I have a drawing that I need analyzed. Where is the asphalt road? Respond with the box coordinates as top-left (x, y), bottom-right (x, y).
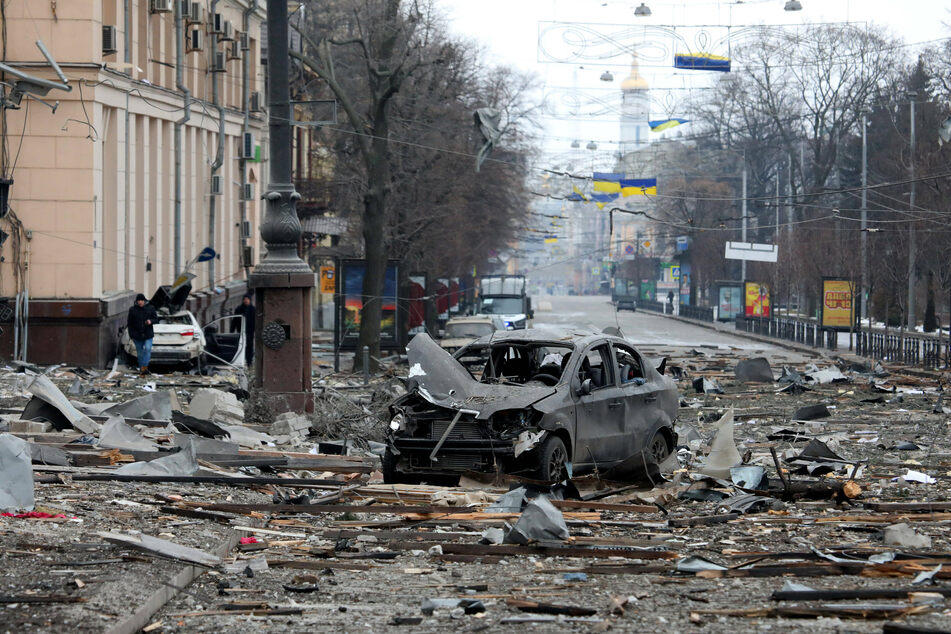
top-left (533, 294), bottom-right (815, 364)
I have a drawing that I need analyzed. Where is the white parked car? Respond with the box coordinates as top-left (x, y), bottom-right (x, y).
top-left (120, 285), bottom-right (246, 368)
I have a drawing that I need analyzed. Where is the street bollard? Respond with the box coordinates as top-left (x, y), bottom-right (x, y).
top-left (362, 346), bottom-right (369, 386)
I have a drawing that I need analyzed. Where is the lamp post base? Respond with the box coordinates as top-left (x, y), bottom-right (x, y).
top-left (249, 271), bottom-right (315, 416)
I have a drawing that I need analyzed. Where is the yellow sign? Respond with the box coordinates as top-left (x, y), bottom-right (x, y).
top-left (320, 266), bottom-right (336, 294)
top-left (642, 240), bottom-right (651, 248)
top-left (821, 279), bottom-right (854, 329)
top-left (744, 282), bottom-right (770, 317)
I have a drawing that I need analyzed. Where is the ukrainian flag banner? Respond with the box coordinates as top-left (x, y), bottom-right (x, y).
top-left (674, 53), bottom-right (730, 72)
top-left (620, 178), bottom-right (657, 196)
top-left (649, 118), bottom-right (689, 132)
top-left (544, 235), bottom-right (558, 244)
top-left (567, 185), bottom-right (588, 202)
top-left (591, 193), bottom-right (619, 210)
top-left (593, 172), bottom-right (624, 193)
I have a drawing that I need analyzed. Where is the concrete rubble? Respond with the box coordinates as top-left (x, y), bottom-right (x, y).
top-left (1, 338), bottom-right (951, 632)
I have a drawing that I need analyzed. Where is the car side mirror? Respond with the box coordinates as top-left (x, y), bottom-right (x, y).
top-left (576, 378), bottom-right (592, 397)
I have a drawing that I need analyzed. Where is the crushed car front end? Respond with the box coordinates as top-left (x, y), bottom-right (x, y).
top-left (386, 399), bottom-right (552, 479)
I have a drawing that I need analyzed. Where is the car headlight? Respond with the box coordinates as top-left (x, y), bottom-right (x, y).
top-left (389, 413), bottom-right (405, 431)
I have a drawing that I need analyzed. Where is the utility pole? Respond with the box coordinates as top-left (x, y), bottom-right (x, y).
top-left (861, 111), bottom-right (868, 324)
top-left (249, 0), bottom-right (316, 414)
top-left (774, 164), bottom-right (780, 240)
top-left (740, 161), bottom-right (748, 283)
top-left (906, 93), bottom-right (917, 331)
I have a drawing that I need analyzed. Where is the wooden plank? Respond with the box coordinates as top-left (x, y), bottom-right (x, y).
top-left (267, 559), bottom-right (375, 571)
top-left (385, 541), bottom-right (678, 561)
top-left (773, 588), bottom-right (951, 601)
top-left (669, 513), bottom-right (739, 528)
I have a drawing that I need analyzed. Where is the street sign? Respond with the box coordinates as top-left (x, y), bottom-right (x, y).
top-left (725, 241), bottom-right (778, 263)
top-left (591, 267), bottom-right (600, 275)
top-left (320, 266), bottom-right (335, 294)
top-left (671, 266), bottom-right (680, 280)
top-left (642, 240), bottom-right (651, 248)
top-left (624, 244), bottom-right (635, 255)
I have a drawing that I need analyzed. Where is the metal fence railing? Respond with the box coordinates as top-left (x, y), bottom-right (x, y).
top-left (735, 317), bottom-right (839, 351)
top-left (679, 304), bottom-right (715, 322)
top-left (639, 299), bottom-right (949, 370)
top-left (855, 329), bottom-right (950, 370)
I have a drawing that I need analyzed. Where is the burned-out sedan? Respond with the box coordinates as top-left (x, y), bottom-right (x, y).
top-left (384, 329), bottom-right (678, 483)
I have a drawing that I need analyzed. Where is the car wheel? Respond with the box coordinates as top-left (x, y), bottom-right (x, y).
top-left (648, 430), bottom-right (672, 464)
top-left (535, 435), bottom-right (569, 482)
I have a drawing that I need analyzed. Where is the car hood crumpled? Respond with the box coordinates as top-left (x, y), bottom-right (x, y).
top-left (406, 334), bottom-right (556, 420)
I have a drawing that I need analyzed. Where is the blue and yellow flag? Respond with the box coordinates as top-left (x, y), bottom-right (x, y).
top-left (620, 178), bottom-right (657, 196)
top-left (593, 172), bottom-right (623, 194)
top-left (591, 193), bottom-right (619, 210)
top-left (544, 235), bottom-right (558, 244)
top-left (649, 118), bottom-right (689, 132)
top-left (567, 185), bottom-right (588, 202)
top-left (674, 53), bottom-right (730, 72)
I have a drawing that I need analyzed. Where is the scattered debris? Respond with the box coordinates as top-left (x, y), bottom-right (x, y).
top-left (0, 434), bottom-right (34, 511)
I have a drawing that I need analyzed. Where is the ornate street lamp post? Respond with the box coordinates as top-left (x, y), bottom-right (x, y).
top-left (249, 0), bottom-right (315, 414)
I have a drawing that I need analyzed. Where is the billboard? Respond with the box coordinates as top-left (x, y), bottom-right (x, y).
top-left (434, 278), bottom-right (450, 320)
top-left (407, 274), bottom-right (426, 335)
top-left (449, 277), bottom-right (461, 314)
top-left (821, 278), bottom-right (854, 329)
top-left (717, 284), bottom-right (743, 321)
top-left (744, 282), bottom-right (771, 318)
top-left (336, 260), bottom-right (399, 350)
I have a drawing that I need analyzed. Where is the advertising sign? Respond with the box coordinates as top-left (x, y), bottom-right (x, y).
top-left (717, 285), bottom-right (742, 320)
top-left (407, 274), bottom-right (426, 335)
top-left (319, 266), bottom-right (335, 294)
top-left (336, 260), bottom-right (399, 350)
top-left (821, 278), bottom-right (854, 329)
top-left (744, 282), bottom-right (771, 318)
top-left (435, 278), bottom-right (450, 320)
top-left (449, 277), bottom-right (461, 314)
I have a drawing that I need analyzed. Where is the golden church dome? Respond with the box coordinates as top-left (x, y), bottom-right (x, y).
top-left (621, 55), bottom-right (649, 91)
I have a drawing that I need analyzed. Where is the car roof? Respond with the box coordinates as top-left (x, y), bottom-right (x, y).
top-left (446, 316), bottom-right (496, 324)
top-left (467, 327), bottom-right (620, 349)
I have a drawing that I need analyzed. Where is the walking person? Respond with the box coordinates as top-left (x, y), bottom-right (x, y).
top-left (232, 294), bottom-right (256, 365)
top-left (127, 293), bottom-right (158, 374)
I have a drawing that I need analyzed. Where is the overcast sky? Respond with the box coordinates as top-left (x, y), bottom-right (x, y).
top-left (436, 0), bottom-right (950, 168)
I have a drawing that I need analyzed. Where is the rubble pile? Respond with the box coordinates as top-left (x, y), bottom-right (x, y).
top-left (0, 343), bottom-right (950, 632)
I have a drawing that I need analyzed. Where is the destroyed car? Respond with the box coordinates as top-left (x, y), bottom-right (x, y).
top-left (439, 316), bottom-right (499, 354)
top-left (385, 330), bottom-right (678, 483)
top-left (120, 284), bottom-right (246, 368)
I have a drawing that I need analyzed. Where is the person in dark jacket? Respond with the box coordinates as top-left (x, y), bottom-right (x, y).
top-left (127, 293), bottom-right (158, 374)
top-left (232, 294), bottom-right (256, 364)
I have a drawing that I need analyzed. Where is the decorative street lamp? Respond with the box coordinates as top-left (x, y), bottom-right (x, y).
top-left (634, 3), bottom-right (652, 17)
top-left (784, 0), bottom-right (803, 11)
top-left (600, 70), bottom-right (614, 82)
top-left (249, 0), bottom-right (316, 414)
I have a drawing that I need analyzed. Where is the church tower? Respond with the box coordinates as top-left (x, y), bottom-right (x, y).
top-left (619, 55), bottom-right (650, 155)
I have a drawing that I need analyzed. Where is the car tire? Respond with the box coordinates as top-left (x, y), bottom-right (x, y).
top-left (534, 435), bottom-right (569, 482)
top-left (648, 430), bottom-right (672, 465)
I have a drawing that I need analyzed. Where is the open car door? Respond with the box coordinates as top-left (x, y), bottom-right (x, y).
top-left (202, 315), bottom-right (245, 367)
